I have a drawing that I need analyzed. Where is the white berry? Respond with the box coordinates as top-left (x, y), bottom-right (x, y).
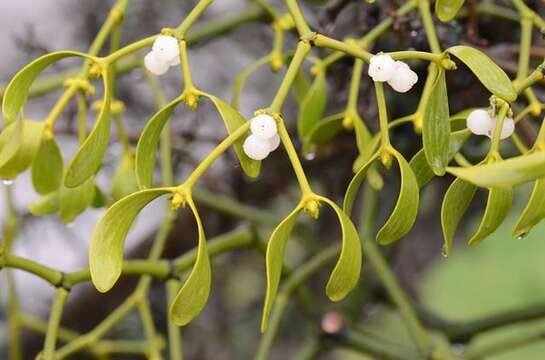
top-left (387, 61), bottom-right (418, 93)
top-left (243, 134), bottom-right (270, 160)
top-left (267, 133), bottom-right (280, 152)
top-left (467, 109), bottom-right (493, 135)
top-left (368, 54), bottom-right (396, 82)
top-left (144, 51), bottom-right (170, 76)
top-left (487, 117), bottom-right (515, 139)
top-left (152, 35), bottom-right (180, 63)
top-left (250, 114), bottom-right (277, 140)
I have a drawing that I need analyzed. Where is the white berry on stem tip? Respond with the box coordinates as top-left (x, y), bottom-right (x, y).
top-left (152, 35), bottom-right (180, 64)
top-left (467, 109), bottom-right (494, 136)
top-left (144, 52), bottom-right (170, 75)
top-left (267, 133), bottom-right (281, 151)
top-left (250, 114), bottom-right (277, 140)
top-left (387, 61), bottom-right (418, 93)
top-left (243, 134), bottom-right (271, 160)
top-left (368, 54), bottom-right (396, 82)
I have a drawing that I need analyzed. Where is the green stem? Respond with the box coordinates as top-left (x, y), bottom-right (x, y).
top-left (347, 59), bottom-right (364, 111)
top-left (516, 18), bottom-right (533, 81)
top-left (137, 298), bottom-right (162, 359)
top-left (176, 0), bottom-right (214, 38)
top-left (6, 271), bottom-right (22, 360)
top-left (77, 91), bottom-right (87, 142)
top-left (42, 288), bottom-right (70, 360)
top-left (113, 113), bottom-right (131, 153)
top-left (374, 81), bottom-right (391, 147)
top-left (166, 279), bottom-right (184, 360)
top-left (179, 40), bottom-right (196, 90)
top-left (418, 0), bottom-right (441, 53)
top-left (283, 0), bottom-right (312, 36)
top-left (488, 103), bottom-right (510, 159)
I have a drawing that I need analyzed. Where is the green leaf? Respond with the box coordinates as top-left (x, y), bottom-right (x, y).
top-left (136, 95), bottom-right (184, 189)
top-left (64, 67), bottom-right (113, 188)
top-left (319, 197), bottom-right (362, 302)
top-left (297, 71), bottom-right (327, 139)
top-left (353, 114), bottom-right (373, 154)
top-left (261, 206), bottom-right (302, 332)
top-left (344, 154), bottom-right (380, 215)
top-left (447, 46), bottom-right (516, 102)
top-left (447, 151), bottom-right (545, 188)
top-left (59, 177), bottom-right (96, 224)
top-left (2, 51), bottom-right (94, 124)
top-left (29, 192), bottom-right (59, 216)
top-left (513, 178), bottom-right (545, 238)
top-left (410, 129), bottom-right (471, 188)
top-left (92, 185), bottom-right (108, 208)
top-left (204, 94), bottom-right (261, 178)
top-left (31, 135), bottom-right (63, 194)
top-left (423, 67), bottom-right (450, 175)
top-left (440, 178), bottom-right (477, 256)
top-left (306, 113), bottom-right (344, 145)
top-left (468, 187), bottom-right (512, 246)
top-left (376, 148), bottom-right (420, 245)
top-left (170, 197), bottom-right (211, 326)
top-left (0, 120), bottom-right (44, 180)
top-left (436, 0), bottom-right (465, 22)
top-left (89, 188), bottom-right (172, 292)
top-left (293, 71), bottom-right (311, 104)
top-left (112, 152), bottom-right (138, 201)
top-left (353, 135), bottom-right (381, 172)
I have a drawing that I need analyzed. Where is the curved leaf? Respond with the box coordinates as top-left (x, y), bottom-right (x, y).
top-left (306, 113), bottom-right (344, 145)
top-left (204, 94), bottom-right (260, 178)
top-left (319, 197), bottom-right (362, 302)
top-left (376, 148), bottom-right (420, 245)
top-left (513, 178), bottom-right (545, 238)
top-left (29, 192), bottom-right (59, 216)
top-left (170, 197), bottom-right (211, 326)
top-left (261, 206), bottom-right (302, 332)
top-left (89, 188), bottom-right (172, 292)
top-left (423, 67), bottom-right (450, 175)
top-left (436, 0), bottom-right (465, 22)
top-left (344, 154), bottom-right (380, 215)
top-left (447, 46), bottom-right (516, 102)
top-left (293, 72), bottom-right (311, 104)
top-left (468, 187), bottom-right (512, 246)
top-left (440, 178), bottom-right (477, 256)
top-left (2, 51), bottom-right (94, 124)
top-left (59, 176), bottom-right (96, 224)
top-left (297, 71), bottom-right (327, 139)
top-left (65, 67), bottom-right (113, 187)
top-left (353, 135), bottom-right (381, 172)
top-left (0, 120), bottom-right (44, 180)
top-left (447, 151), bottom-right (545, 188)
top-left (136, 95), bottom-right (184, 189)
top-left (112, 152), bottom-right (138, 201)
top-left (32, 135), bottom-right (64, 194)
top-left (410, 129), bottom-right (471, 188)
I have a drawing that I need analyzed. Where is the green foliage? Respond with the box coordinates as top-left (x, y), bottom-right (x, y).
top-left (435, 0), bottom-right (465, 22)
top-left (297, 70), bottom-right (328, 140)
top-left (468, 187), bottom-right (513, 246)
top-left (112, 152), bottom-right (138, 201)
top-left (513, 179), bottom-right (545, 238)
top-left (0, 120), bottom-right (44, 180)
top-left (59, 177), bottom-right (96, 224)
top-left (32, 135), bottom-right (64, 194)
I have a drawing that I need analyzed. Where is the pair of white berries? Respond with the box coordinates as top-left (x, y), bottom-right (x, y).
top-left (466, 109), bottom-right (515, 139)
top-left (368, 54), bottom-right (418, 93)
top-left (242, 114), bottom-right (281, 160)
top-left (144, 35), bottom-right (181, 76)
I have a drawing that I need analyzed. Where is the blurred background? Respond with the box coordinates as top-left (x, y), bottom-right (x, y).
top-left (1, 0), bottom-right (545, 359)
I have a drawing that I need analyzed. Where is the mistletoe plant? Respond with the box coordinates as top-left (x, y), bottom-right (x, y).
top-left (2, 0), bottom-right (545, 359)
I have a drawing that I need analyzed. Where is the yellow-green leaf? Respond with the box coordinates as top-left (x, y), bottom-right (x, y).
top-left (344, 154), bottom-right (380, 215)
top-left (29, 192), bottom-right (59, 216)
top-left (170, 197), bottom-right (211, 326)
top-left (112, 152), bottom-right (138, 201)
top-left (0, 120), bottom-right (44, 180)
top-left (446, 151), bottom-right (545, 188)
top-left (353, 136), bottom-right (380, 172)
top-left (468, 187), bottom-right (512, 246)
top-left (306, 113), bottom-right (344, 145)
top-left (436, 0), bottom-right (465, 22)
top-left (64, 67), bottom-right (113, 188)
top-left (231, 55), bottom-right (270, 110)
top-left (293, 71), bottom-right (311, 104)
top-left (59, 177), bottom-right (96, 224)
top-left (136, 95), bottom-right (184, 189)
top-left (297, 71), bottom-right (327, 139)
top-left (376, 148), bottom-right (419, 245)
top-left (2, 51), bottom-right (94, 124)
top-left (31, 135), bottom-right (63, 194)
top-left (513, 178), bottom-right (545, 238)
top-left (204, 94), bottom-right (261, 178)
top-left (319, 197), bottom-right (362, 302)
top-left (261, 206), bottom-right (302, 332)
top-left (423, 67), bottom-right (450, 175)
top-left (447, 46), bottom-right (516, 102)
top-left (89, 188), bottom-right (172, 292)
top-left (440, 178), bottom-right (477, 256)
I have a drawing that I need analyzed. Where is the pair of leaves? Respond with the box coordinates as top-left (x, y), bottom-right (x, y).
top-left (135, 93), bottom-right (259, 189)
top-left (0, 120), bottom-right (44, 180)
top-left (446, 46), bottom-right (517, 102)
top-left (422, 66), bottom-right (450, 176)
top-left (1, 50), bottom-right (113, 188)
top-left (32, 135), bottom-right (64, 194)
top-left (297, 71), bottom-right (328, 141)
top-left (261, 198), bottom-right (362, 331)
top-left (441, 178), bottom-right (512, 255)
top-left (436, 0), bottom-right (465, 22)
top-left (344, 147), bottom-right (419, 245)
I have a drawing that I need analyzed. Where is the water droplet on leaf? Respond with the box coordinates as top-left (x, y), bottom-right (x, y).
top-left (2, 179), bottom-right (14, 186)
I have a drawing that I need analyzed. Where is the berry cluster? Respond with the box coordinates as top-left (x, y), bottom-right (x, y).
top-left (466, 109), bottom-right (515, 139)
top-left (242, 114), bottom-right (281, 160)
top-left (144, 35), bottom-right (181, 75)
top-left (368, 54), bottom-right (418, 93)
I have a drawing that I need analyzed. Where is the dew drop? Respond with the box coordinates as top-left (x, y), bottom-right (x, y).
top-left (2, 179), bottom-right (14, 186)
top-left (304, 152), bottom-right (316, 161)
top-left (440, 246), bottom-right (448, 258)
top-left (516, 233), bottom-right (527, 240)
